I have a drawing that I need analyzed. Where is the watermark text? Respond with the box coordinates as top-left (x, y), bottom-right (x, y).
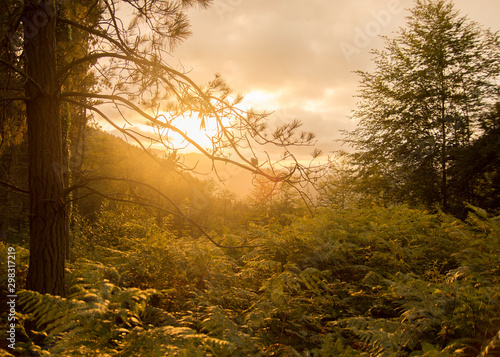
top-left (6, 247), bottom-right (17, 350)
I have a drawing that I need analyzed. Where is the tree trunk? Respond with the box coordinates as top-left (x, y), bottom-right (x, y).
top-left (440, 119), bottom-right (448, 210)
top-left (23, 0), bottom-right (66, 296)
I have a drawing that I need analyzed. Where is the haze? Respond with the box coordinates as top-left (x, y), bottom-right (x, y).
top-left (165, 0), bottom-right (500, 159)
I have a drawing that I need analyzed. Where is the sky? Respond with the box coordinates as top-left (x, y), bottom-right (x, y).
top-left (161, 0), bottom-right (500, 161)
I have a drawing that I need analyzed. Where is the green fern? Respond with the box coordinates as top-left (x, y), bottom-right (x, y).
top-left (14, 202), bottom-right (498, 355)
top-left (115, 326), bottom-right (235, 357)
top-left (199, 305), bottom-right (257, 354)
top-left (409, 342), bottom-right (451, 356)
top-left (17, 275), bottom-right (161, 356)
top-left (478, 330), bottom-right (500, 357)
top-left (343, 316), bottom-right (419, 356)
top-left (318, 334), bottom-right (366, 356)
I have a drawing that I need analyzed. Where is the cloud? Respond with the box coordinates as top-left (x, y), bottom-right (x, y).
top-left (170, 1), bottom-right (408, 155)
top-left (164, 0), bottom-right (500, 160)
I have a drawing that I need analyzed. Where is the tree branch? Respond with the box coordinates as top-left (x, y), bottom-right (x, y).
top-left (57, 11), bottom-right (322, 218)
top-left (55, 19), bottom-right (316, 172)
top-left (60, 96), bottom-right (165, 166)
top-left (67, 176), bottom-right (260, 249)
top-left (0, 59), bottom-right (44, 94)
top-left (60, 92), bottom-right (283, 181)
top-left (0, 180), bottom-right (28, 196)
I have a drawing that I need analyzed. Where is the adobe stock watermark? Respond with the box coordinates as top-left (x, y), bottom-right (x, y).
top-left (6, 247), bottom-right (17, 351)
top-left (340, 0), bottom-right (403, 63)
top-left (213, 0), bottom-right (244, 20)
top-left (3, 1), bottom-right (62, 48)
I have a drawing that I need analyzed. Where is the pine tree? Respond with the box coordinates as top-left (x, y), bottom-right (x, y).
top-left (0, 0), bottom-right (319, 295)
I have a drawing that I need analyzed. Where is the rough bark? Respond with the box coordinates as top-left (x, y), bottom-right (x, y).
top-left (23, 0), bottom-right (66, 296)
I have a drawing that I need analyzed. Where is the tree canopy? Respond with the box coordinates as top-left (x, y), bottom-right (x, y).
top-left (343, 0), bottom-right (500, 214)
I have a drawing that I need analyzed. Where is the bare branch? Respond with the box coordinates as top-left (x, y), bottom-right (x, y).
top-left (0, 59), bottom-right (44, 94)
top-left (0, 180), bottom-right (28, 196)
top-left (67, 176), bottom-right (260, 249)
top-left (56, 5), bottom-right (325, 223)
top-left (60, 92), bottom-right (284, 180)
top-left (54, 21), bottom-right (318, 181)
top-left (61, 96), bottom-right (165, 166)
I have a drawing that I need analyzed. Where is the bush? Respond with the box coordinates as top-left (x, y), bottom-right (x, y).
top-left (15, 204), bottom-right (500, 356)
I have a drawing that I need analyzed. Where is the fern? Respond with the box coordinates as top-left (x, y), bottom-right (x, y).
top-left (244, 259), bottom-right (283, 272)
top-left (17, 289), bottom-right (110, 355)
top-left (17, 275), bottom-right (161, 356)
top-left (115, 326), bottom-right (234, 357)
top-left (199, 305), bottom-right (258, 355)
top-left (343, 316), bottom-right (419, 356)
top-left (17, 282), bottom-right (234, 356)
top-left (478, 330), bottom-right (500, 357)
top-left (409, 342), bottom-right (451, 356)
top-left (318, 334), bottom-right (366, 356)
top-left (141, 306), bottom-right (179, 327)
top-left (12, 202), bottom-right (499, 355)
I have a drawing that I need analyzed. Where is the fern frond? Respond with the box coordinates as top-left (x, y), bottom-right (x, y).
top-left (116, 325), bottom-right (235, 356)
top-left (318, 334), bottom-right (366, 356)
top-left (245, 259), bottom-right (282, 272)
top-left (17, 276), bottom-right (161, 355)
top-left (479, 330), bottom-right (500, 357)
top-left (141, 306), bottom-right (179, 327)
top-left (344, 316), bottom-right (419, 356)
top-left (18, 290), bottom-right (84, 331)
top-left (296, 268), bottom-right (330, 296)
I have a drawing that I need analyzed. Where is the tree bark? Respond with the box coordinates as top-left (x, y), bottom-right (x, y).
top-left (23, 0), bottom-right (66, 296)
top-left (441, 119), bottom-right (448, 210)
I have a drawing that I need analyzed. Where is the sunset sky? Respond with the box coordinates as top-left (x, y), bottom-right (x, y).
top-left (99, 0), bottom-right (500, 164)
top-left (162, 0), bottom-right (500, 159)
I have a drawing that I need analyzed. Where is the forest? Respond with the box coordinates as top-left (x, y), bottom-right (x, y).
top-left (1, 0), bottom-right (499, 356)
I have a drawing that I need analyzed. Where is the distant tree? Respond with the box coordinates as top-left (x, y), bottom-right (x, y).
top-left (448, 102), bottom-right (500, 215)
top-left (0, 0), bottom-right (319, 295)
top-left (211, 188), bottom-right (238, 228)
top-left (343, 0), bottom-right (500, 212)
top-left (248, 172), bottom-right (305, 225)
top-left (318, 151), bottom-right (360, 209)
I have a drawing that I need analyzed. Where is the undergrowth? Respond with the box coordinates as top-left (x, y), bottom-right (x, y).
top-left (1, 204), bottom-right (499, 356)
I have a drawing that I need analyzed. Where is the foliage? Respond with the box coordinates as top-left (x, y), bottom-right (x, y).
top-left (317, 151), bottom-right (360, 209)
top-left (14, 260), bottom-right (232, 356)
top-left (7, 202), bottom-right (498, 356)
top-left (448, 103), bottom-right (500, 216)
top-left (343, 0), bottom-right (500, 213)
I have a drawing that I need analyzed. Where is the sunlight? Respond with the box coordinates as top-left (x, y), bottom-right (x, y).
top-left (151, 90), bottom-right (281, 152)
top-left (100, 89), bottom-right (285, 154)
top-left (239, 89), bottom-right (281, 110)
top-left (99, 113), bottom-right (222, 153)
top-left (156, 112), bottom-right (222, 152)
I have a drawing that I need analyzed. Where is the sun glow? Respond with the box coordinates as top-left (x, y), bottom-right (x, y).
top-left (151, 90), bottom-right (280, 153)
top-left (153, 112), bottom-right (225, 152)
top-left (101, 89), bottom-right (284, 154)
top-left (239, 89), bottom-right (281, 111)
